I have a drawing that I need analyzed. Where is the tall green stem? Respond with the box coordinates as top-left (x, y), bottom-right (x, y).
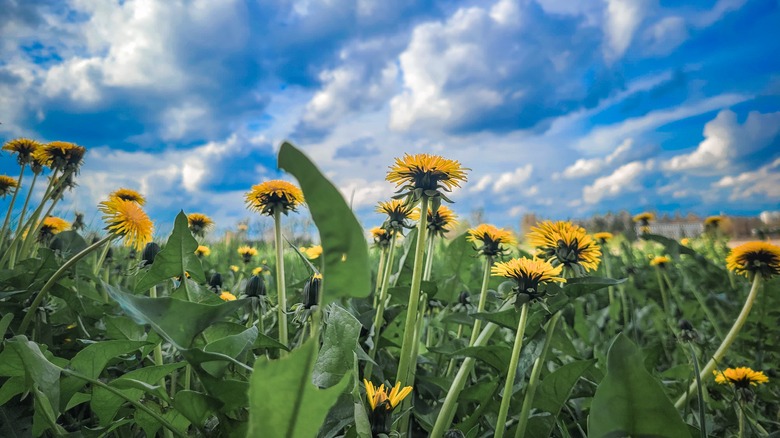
top-left (18, 235), bottom-right (113, 333)
top-left (0, 165), bottom-right (25, 248)
top-left (655, 267), bottom-right (672, 320)
top-left (394, 195), bottom-right (429, 434)
top-left (445, 324), bottom-right (464, 377)
top-left (365, 234), bottom-right (397, 379)
top-left (149, 285), bottom-right (167, 393)
top-left (423, 232), bottom-right (435, 281)
top-left (15, 171), bottom-right (38, 235)
top-left (515, 311), bottom-right (561, 438)
top-left (686, 343), bottom-right (707, 438)
top-left (430, 300), bottom-right (512, 438)
top-left (675, 275), bottom-right (763, 408)
top-left (372, 246), bottom-right (387, 308)
top-left (273, 209), bottom-right (289, 354)
top-left (494, 303), bottom-right (529, 438)
top-left (395, 195), bottom-right (429, 386)
top-left (469, 256), bottom-right (493, 346)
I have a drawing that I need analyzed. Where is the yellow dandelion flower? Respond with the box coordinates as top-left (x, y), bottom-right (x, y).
top-left (195, 245), bottom-right (211, 257)
top-left (377, 199), bottom-right (416, 230)
top-left (726, 241), bottom-right (780, 279)
top-left (40, 216), bottom-right (70, 235)
top-left (467, 224), bottom-right (516, 257)
top-left (593, 232), bottom-right (613, 243)
top-left (411, 205), bottom-right (458, 237)
top-left (219, 291), bottom-right (237, 301)
top-left (714, 367), bottom-right (769, 388)
top-left (238, 245), bottom-right (258, 264)
top-left (386, 153), bottom-right (468, 202)
top-left (245, 180), bottom-right (304, 216)
top-left (237, 222), bottom-right (249, 232)
top-left (0, 175), bottom-right (18, 197)
top-left (526, 221), bottom-right (601, 274)
top-left (39, 141), bottom-right (87, 170)
top-left (650, 255), bottom-right (672, 267)
top-left (187, 213), bottom-right (214, 236)
top-left (98, 198), bottom-right (154, 251)
top-left (3, 138), bottom-right (43, 165)
top-left (252, 266), bottom-right (264, 276)
top-left (633, 212), bottom-right (655, 223)
top-left (230, 265), bottom-right (239, 273)
top-left (492, 257), bottom-right (565, 304)
top-left (364, 380), bottom-right (412, 412)
top-left (704, 215), bottom-right (722, 227)
top-left (681, 238), bottom-right (691, 246)
top-left (370, 226), bottom-right (393, 247)
top-left (302, 245), bottom-right (322, 260)
top-left (109, 188), bottom-right (146, 205)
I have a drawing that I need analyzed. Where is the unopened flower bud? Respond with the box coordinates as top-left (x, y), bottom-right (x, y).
top-left (141, 242), bottom-right (161, 266)
top-left (303, 274), bottom-right (322, 309)
top-left (245, 275), bottom-right (266, 298)
top-left (209, 272), bottom-right (223, 290)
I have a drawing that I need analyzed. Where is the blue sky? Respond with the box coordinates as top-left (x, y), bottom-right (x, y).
top-left (1, 0), bottom-right (779, 234)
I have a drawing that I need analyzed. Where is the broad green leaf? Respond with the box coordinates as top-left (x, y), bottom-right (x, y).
top-left (0, 313), bottom-right (13, 338)
top-left (135, 211), bottom-right (206, 292)
top-left (455, 345), bottom-right (512, 372)
top-left (49, 230), bottom-right (87, 256)
top-left (134, 399), bottom-right (190, 438)
top-left (248, 338), bottom-right (350, 438)
top-left (562, 276), bottom-right (626, 296)
top-left (91, 362), bottom-right (185, 426)
top-left (202, 326), bottom-right (258, 377)
top-left (105, 282), bottom-right (249, 349)
top-left (278, 142), bottom-right (370, 304)
top-left (0, 337), bottom-right (61, 414)
top-left (173, 390), bottom-right (221, 428)
top-left (439, 232), bottom-right (473, 302)
top-left (0, 404), bottom-right (33, 438)
top-left (0, 377), bottom-right (25, 405)
top-left (588, 334), bottom-right (690, 438)
top-left (60, 340), bottom-right (149, 405)
top-left (312, 305), bottom-right (361, 388)
top-left (525, 360), bottom-right (595, 437)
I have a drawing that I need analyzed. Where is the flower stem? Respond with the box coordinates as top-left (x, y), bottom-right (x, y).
top-left (394, 195), bottom-right (429, 433)
top-left (365, 233), bottom-right (397, 379)
top-left (515, 310), bottom-right (561, 438)
top-left (430, 301), bottom-right (512, 438)
top-left (686, 343), bottom-right (708, 438)
top-left (495, 302), bottom-right (529, 438)
top-left (18, 235), bottom-right (114, 333)
top-left (372, 246), bottom-right (387, 308)
top-left (469, 255), bottom-right (493, 346)
top-left (423, 232), bottom-right (435, 281)
top-left (395, 195), bottom-right (429, 385)
top-left (675, 275), bottom-right (763, 408)
top-left (273, 209), bottom-right (289, 355)
top-left (738, 403), bottom-right (745, 438)
top-left (445, 324), bottom-right (464, 377)
top-left (0, 165), bottom-right (25, 249)
top-left (15, 171), bottom-right (38, 236)
top-left (149, 285), bottom-right (167, 393)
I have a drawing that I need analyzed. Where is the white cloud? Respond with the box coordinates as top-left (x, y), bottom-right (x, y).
top-left (642, 16), bottom-right (688, 55)
top-left (715, 158), bottom-right (780, 200)
top-left (692, 0), bottom-right (748, 28)
top-left (582, 159), bottom-right (654, 204)
top-left (492, 164), bottom-right (534, 193)
top-left (561, 138), bottom-right (633, 179)
top-left (574, 93), bottom-right (750, 153)
top-left (603, 0), bottom-right (648, 61)
top-left (664, 109), bottom-right (780, 173)
top-left (470, 175), bottom-right (494, 192)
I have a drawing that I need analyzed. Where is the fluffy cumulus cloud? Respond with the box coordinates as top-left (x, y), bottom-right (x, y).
top-left (1, 0), bottom-right (779, 228)
top-left (664, 109), bottom-right (780, 173)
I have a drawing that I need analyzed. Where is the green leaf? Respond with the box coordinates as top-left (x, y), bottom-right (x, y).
top-left (248, 338), bottom-right (350, 438)
top-left (439, 232), bottom-right (474, 302)
top-left (135, 211), bottom-right (206, 292)
top-left (105, 282), bottom-right (249, 349)
top-left (173, 390), bottom-right (221, 428)
top-left (91, 362), bottom-right (185, 426)
top-left (525, 360), bottom-right (595, 437)
top-left (588, 334), bottom-right (690, 438)
top-left (455, 345), bottom-right (512, 372)
top-left (60, 340), bottom-right (149, 406)
top-left (0, 313), bottom-right (12, 338)
top-left (562, 276), bottom-right (626, 296)
top-left (49, 230), bottom-right (87, 256)
top-left (0, 337), bottom-right (61, 414)
top-left (312, 305), bottom-right (361, 388)
top-left (201, 326), bottom-right (258, 377)
top-left (278, 142), bottom-right (371, 304)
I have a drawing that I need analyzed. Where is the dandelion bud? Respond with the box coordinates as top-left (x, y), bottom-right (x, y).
top-left (458, 291), bottom-right (470, 306)
top-left (245, 274), bottom-right (266, 298)
top-left (105, 247), bottom-right (114, 261)
top-left (209, 272), bottom-right (223, 290)
top-left (445, 430), bottom-right (466, 438)
top-left (141, 242), bottom-right (161, 266)
top-left (303, 274), bottom-right (322, 309)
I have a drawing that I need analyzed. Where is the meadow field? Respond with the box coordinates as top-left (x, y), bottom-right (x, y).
top-left (0, 139), bottom-right (778, 437)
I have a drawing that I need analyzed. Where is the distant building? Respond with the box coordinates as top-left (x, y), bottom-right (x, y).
top-left (760, 211), bottom-right (780, 225)
top-left (638, 222), bottom-right (703, 239)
